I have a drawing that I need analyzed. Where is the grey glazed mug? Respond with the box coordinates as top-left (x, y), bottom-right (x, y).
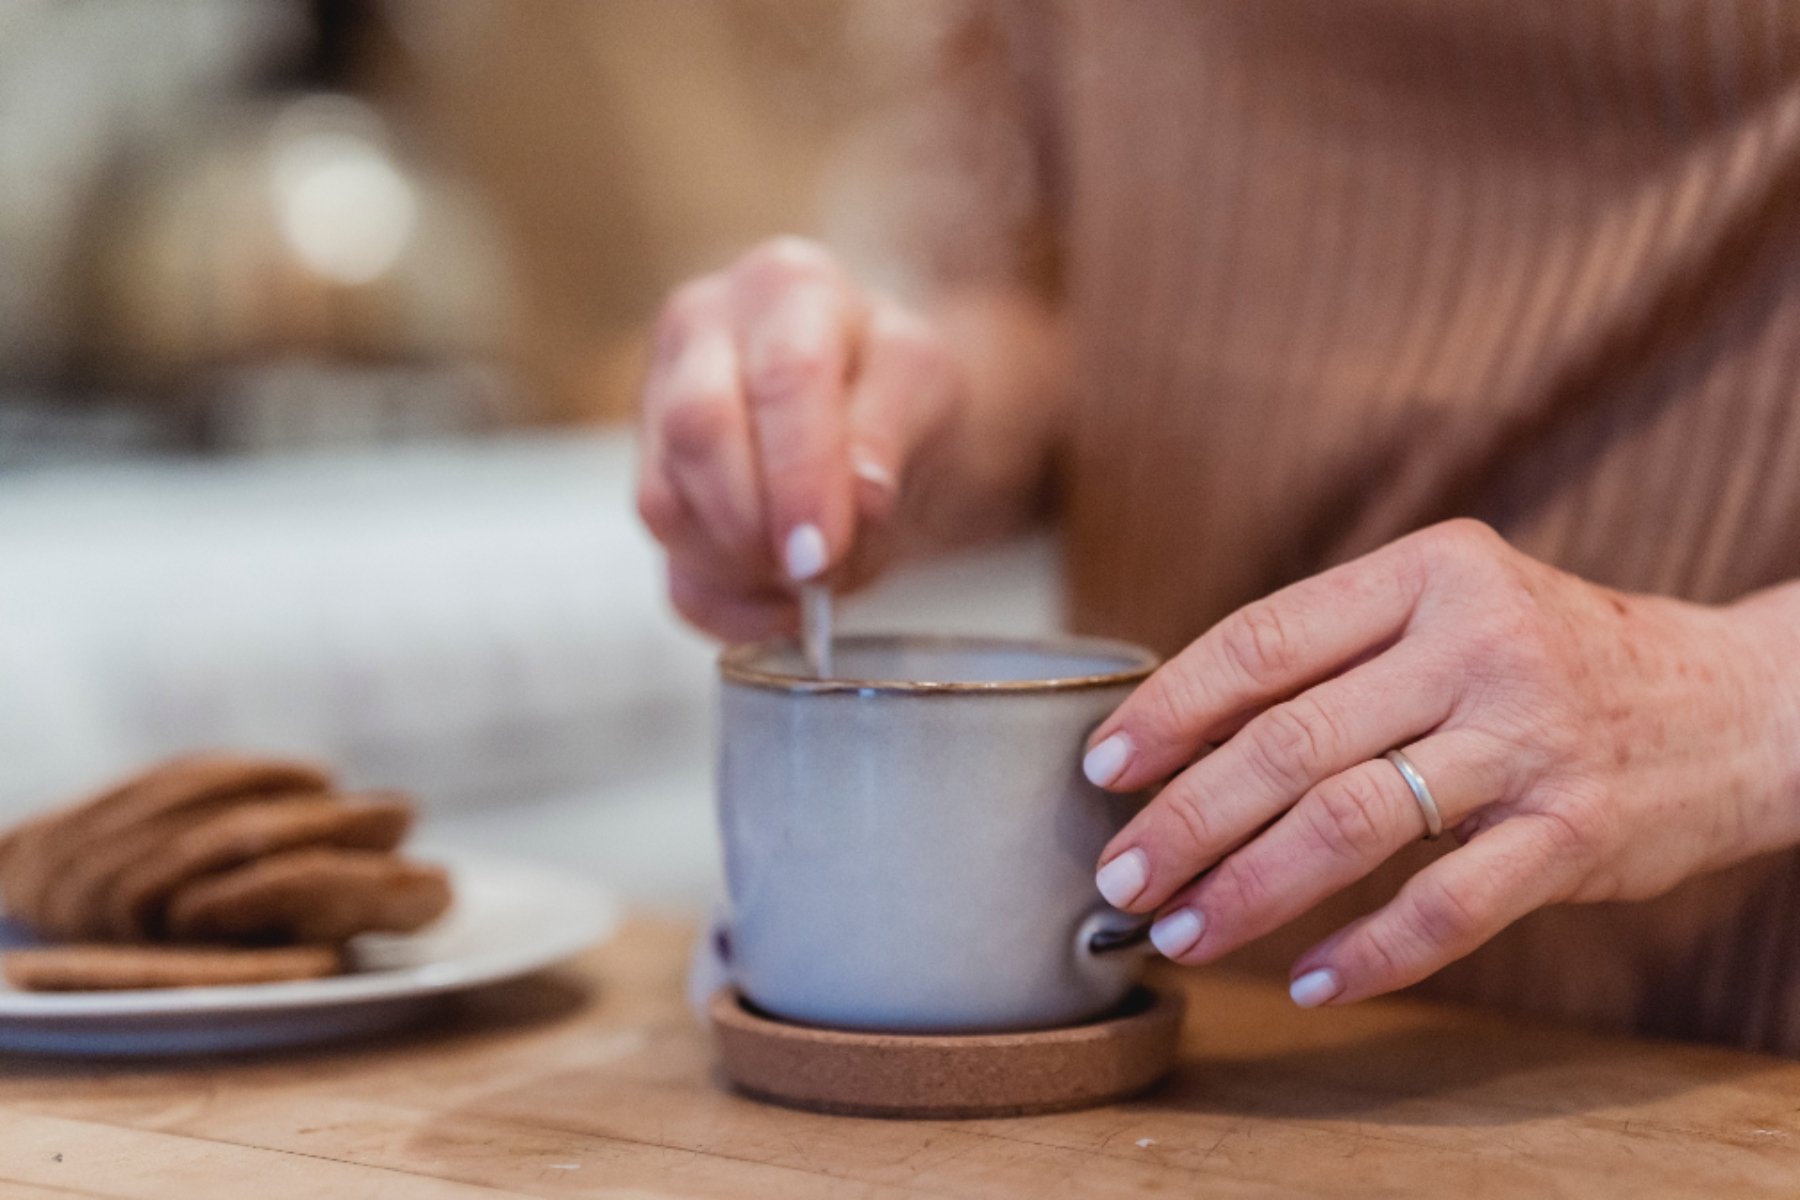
top-left (716, 633), bottom-right (1160, 1033)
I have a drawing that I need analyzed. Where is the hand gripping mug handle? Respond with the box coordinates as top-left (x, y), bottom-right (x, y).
top-left (1083, 854), bottom-right (1208, 957)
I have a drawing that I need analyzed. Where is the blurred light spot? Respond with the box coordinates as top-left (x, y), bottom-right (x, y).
top-left (271, 128), bottom-right (417, 286)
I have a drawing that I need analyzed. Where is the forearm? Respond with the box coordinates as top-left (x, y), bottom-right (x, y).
top-left (890, 285), bottom-right (1069, 561)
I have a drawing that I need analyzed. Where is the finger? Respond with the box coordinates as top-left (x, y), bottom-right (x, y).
top-left (843, 298), bottom-right (956, 525)
top-left (639, 281), bottom-right (766, 583)
top-left (1082, 538), bottom-right (1432, 793)
top-left (637, 468), bottom-right (771, 600)
top-left (1096, 643), bottom-right (1457, 912)
top-left (1145, 730), bottom-right (1511, 964)
top-left (667, 566), bottom-right (797, 643)
top-left (732, 238), bottom-right (863, 584)
top-left (646, 292), bottom-right (768, 574)
top-left (634, 464), bottom-right (693, 550)
top-left (1285, 813), bottom-right (1588, 1007)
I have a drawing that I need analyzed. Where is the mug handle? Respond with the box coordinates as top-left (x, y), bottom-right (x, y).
top-left (686, 907), bottom-right (736, 1018)
top-left (1078, 909), bottom-right (1157, 957)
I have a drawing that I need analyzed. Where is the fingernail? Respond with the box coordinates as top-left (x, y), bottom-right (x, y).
top-left (1083, 733), bottom-right (1132, 787)
top-left (852, 451), bottom-right (897, 492)
top-left (784, 523), bottom-right (827, 581)
top-left (1149, 908), bottom-right (1205, 959)
top-left (1095, 847), bottom-right (1149, 908)
top-left (1289, 967), bottom-right (1343, 1009)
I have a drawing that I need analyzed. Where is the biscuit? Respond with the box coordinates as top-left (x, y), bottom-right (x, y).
top-left (3, 754), bottom-right (331, 931)
top-left (3, 944), bottom-right (343, 991)
top-left (0, 820), bottom-right (26, 876)
top-left (35, 804), bottom-right (236, 941)
top-left (163, 849), bottom-right (451, 944)
top-left (0, 761), bottom-right (161, 881)
top-left (101, 794), bottom-right (413, 940)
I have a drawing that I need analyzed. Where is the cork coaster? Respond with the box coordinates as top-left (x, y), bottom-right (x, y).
top-left (710, 986), bottom-right (1183, 1119)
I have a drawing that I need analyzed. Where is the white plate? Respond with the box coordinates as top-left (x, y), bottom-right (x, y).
top-left (0, 848), bottom-right (620, 1055)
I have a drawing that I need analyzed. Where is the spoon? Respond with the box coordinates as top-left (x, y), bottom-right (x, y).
top-left (801, 582), bottom-right (834, 678)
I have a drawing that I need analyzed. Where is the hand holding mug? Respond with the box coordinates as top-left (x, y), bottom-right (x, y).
top-left (1085, 519), bottom-right (1800, 1008)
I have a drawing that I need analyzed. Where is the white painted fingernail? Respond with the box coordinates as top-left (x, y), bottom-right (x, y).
top-left (852, 451), bottom-right (897, 492)
top-left (1149, 908), bottom-right (1205, 959)
top-left (1095, 848), bottom-right (1149, 908)
top-left (1083, 733), bottom-right (1132, 787)
top-left (1289, 967), bottom-right (1343, 1009)
top-left (784, 523), bottom-right (827, 581)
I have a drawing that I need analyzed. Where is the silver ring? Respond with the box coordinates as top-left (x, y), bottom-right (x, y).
top-left (1384, 749), bottom-right (1443, 841)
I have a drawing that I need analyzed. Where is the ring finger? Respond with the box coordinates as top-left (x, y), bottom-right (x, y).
top-left (1097, 643), bottom-right (1460, 912)
top-left (1144, 729), bottom-right (1513, 964)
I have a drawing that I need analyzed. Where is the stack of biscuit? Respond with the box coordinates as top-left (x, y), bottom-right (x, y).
top-left (0, 753), bottom-right (452, 991)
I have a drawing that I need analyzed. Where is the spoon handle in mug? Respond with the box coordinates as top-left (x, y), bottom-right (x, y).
top-left (801, 583), bottom-right (834, 677)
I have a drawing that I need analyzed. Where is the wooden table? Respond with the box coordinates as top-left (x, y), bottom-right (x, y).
top-left (2, 918), bottom-right (1798, 1199)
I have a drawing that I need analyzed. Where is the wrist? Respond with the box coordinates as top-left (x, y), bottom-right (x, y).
top-left (903, 287), bottom-right (1067, 552)
top-left (1722, 583), bottom-right (1800, 856)
top-left (934, 287), bottom-right (1069, 461)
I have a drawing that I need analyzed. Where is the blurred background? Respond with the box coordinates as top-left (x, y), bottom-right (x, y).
top-left (0, 0), bottom-right (1056, 913)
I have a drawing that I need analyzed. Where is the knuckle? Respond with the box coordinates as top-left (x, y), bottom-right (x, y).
top-left (1208, 852), bottom-right (1278, 919)
top-left (1354, 920), bottom-right (1415, 985)
top-left (660, 391), bottom-right (737, 461)
top-left (1403, 873), bottom-right (1489, 950)
top-left (746, 339), bottom-right (834, 405)
top-left (1158, 783), bottom-right (1222, 858)
top-left (741, 235), bottom-right (838, 283)
top-left (1221, 603), bottom-right (1300, 686)
top-left (1304, 769), bottom-right (1392, 858)
top-left (870, 301), bottom-right (944, 363)
top-left (1252, 698), bottom-right (1342, 786)
top-left (1400, 519), bottom-right (1512, 599)
top-left (1144, 669), bottom-right (1204, 741)
top-left (1420, 517), bottom-right (1506, 562)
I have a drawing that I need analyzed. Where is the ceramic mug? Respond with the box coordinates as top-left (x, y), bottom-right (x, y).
top-left (715, 633), bottom-right (1160, 1033)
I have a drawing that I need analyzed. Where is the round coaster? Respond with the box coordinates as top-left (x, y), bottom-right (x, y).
top-left (710, 986), bottom-right (1183, 1119)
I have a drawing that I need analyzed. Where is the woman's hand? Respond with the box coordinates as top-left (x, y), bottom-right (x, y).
top-left (637, 236), bottom-right (965, 640)
top-left (1084, 519), bottom-right (1800, 1008)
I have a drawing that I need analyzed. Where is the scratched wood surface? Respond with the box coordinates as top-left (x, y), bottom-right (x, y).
top-left (0, 918), bottom-right (1797, 1198)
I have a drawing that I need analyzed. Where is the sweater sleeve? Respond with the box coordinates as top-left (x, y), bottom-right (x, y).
top-left (822, 0), bottom-right (1065, 304)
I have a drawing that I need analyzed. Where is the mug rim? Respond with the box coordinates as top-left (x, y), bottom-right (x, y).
top-left (718, 632), bottom-right (1160, 695)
